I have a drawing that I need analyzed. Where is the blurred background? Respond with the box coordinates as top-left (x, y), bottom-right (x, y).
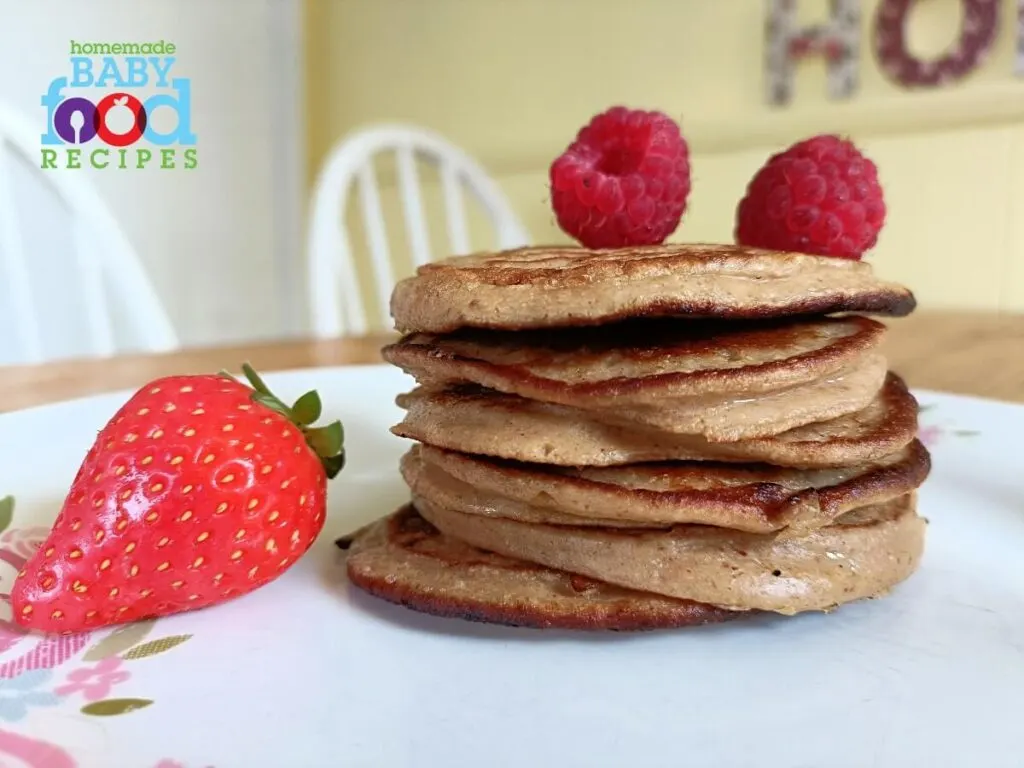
top-left (0, 0), bottom-right (1021, 364)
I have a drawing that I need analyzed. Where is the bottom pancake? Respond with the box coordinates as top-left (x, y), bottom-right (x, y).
top-left (415, 493), bottom-right (926, 616)
top-left (340, 505), bottom-right (742, 631)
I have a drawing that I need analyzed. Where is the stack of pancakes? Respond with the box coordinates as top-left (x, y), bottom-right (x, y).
top-left (343, 244), bottom-right (931, 630)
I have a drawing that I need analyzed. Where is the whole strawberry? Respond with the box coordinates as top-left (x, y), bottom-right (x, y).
top-left (735, 134), bottom-right (885, 260)
top-left (549, 106), bottom-right (691, 249)
top-left (12, 364), bottom-right (345, 634)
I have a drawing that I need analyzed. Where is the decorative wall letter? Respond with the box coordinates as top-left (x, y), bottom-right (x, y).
top-left (874, 0), bottom-right (999, 87)
top-left (765, 0), bottom-right (862, 105)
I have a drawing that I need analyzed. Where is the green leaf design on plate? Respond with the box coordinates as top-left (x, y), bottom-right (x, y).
top-left (81, 698), bottom-right (153, 716)
top-left (122, 634), bottom-right (192, 660)
top-left (953, 429), bottom-right (980, 437)
top-left (82, 619), bottom-right (157, 661)
top-left (0, 496), bottom-right (14, 534)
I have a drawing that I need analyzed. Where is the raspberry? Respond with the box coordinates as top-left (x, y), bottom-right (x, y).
top-left (549, 106), bottom-right (691, 249)
top-left (735, 135), bottom-right (886, 260)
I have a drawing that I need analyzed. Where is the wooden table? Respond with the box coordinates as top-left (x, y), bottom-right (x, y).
top-left (0, 310), bottom-right (1021, 413)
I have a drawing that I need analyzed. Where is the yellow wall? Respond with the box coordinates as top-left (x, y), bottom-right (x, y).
top-left (305, 0), bottom-right (1024, 328)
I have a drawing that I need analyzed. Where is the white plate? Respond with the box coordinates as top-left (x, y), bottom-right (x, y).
top-left (0, 364), bottom-right (1021, 768)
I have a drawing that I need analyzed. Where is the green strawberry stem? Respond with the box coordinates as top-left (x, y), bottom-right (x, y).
top-left (221, 363), bottom-right (346, 479)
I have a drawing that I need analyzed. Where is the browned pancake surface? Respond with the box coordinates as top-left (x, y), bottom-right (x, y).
top-left (385, 316), bottom-right (890, 440)
top-left (390, 244), bottom-right (916, 333)
top-left (403, 440), bottom-right (931, 534)
top-left (416, 494), bottom-right (927, 615)
top-left (342, 506), bottom-right (740, 631)
top-left (393, 373), bottom-right (920, 468)
top-left (383, 315), bottom-right (885, 403)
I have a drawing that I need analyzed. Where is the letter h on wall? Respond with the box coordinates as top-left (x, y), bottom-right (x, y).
top-left (765, 0), bottom-right (862, 105)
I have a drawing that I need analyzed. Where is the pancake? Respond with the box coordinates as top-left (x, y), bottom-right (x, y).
top-left (401, 440), bottom-right (930, 534)
top-left (384, 316), bottom-right (889, 441)
top-left (389, 243), bottom-right (916, 333)
top-left (392, 372), bottom-right (921, 468)
top-left (341, 505), bottom-right (740, 631)
top-left (384, 316), bottom-right (886, 404)
top-left (415, 493), bottom-right (926, 615)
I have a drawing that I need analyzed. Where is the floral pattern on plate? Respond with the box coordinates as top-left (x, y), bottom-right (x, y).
top-left (917, 403), bottom-right (980, 447)
top-left (0, 498), bottom-right (208, 766)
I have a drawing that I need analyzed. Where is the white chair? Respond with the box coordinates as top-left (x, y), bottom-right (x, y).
top-left (0, 103), bottom-right (178, 366)
top-left (306, 124), bottom-right (530, 337)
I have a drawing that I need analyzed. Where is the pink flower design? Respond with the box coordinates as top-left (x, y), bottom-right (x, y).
top-left (0, 727), bottom-right (75, 767)
top-left (918, 424), bottom-right (943, 447)
top-left (153, 761), bottom-right (184, 768)
top-left (0, 526), bottom-right (49, 562)
top-left (0, 632), bottom-right (91, 679)
top-left (55, 657), bottom-right (130, 701)
top-left (0, 619), bottom-right (29, 655)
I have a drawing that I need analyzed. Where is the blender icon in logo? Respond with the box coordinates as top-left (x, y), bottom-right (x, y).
top-left (40, 40), bottom-right (198, 171)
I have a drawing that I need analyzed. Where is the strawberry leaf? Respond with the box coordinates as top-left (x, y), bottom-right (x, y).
top-left (306, 422), bottom-right (343, 457)
top-left (227, 361), bottom-right (347, 479)
top-left (81, 698), bottom-right (153, 716)
top-left (321, 452), bottom-right (346, 479)
top-left (0, 496), bottom-right (14, 534)
top-left (291, 390), bottom-right (322, 426)
top-left (240, 362), bottom-right (273, 396)
top-left (251, 392), bottom-right (292, 420)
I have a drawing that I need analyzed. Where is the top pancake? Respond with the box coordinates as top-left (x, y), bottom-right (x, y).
top-left (389, 243), bottom-right (916, 333)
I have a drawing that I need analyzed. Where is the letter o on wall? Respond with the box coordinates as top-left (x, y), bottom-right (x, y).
top-left (873, 0), bottom-right (999, 87)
